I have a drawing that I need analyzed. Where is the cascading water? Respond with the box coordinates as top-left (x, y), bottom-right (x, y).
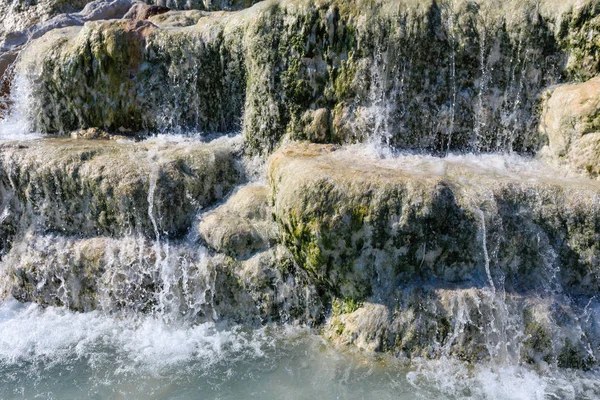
top-left (0, 0), bottom-right (599, 398)
top-left (443, 0), bottom-right (458, 153)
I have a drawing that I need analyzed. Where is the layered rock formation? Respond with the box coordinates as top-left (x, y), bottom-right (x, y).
top-left (269, 143), bottom-right (600, 298)
top-left (9, 0), bottom-right (600, 155)
top-left (0, 0), bottom-right (600, 371)
top-left (0, 136), bottom-right (596, 367)
top-left (271, 142), bottom-right (600, 366)
top-left (0, 0), bottom-right (261, 118)
top-left (0, 136), bottom-right (242, 249)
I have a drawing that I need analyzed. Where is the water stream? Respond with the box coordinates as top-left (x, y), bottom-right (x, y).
top-left (0, 0), bottom-right (599, 397)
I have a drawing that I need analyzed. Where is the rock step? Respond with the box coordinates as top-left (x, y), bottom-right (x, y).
top-left (269, 142), bottom-right (600, 298)
top-left (15, 0), bottom-right (600, 154)
top-left (0, 232), bottom-right (318, 324)
top-left (197, 184), bottom-right (278, 259)
top-left (323, 287), bottom-right (599, 368)
top-left (0, 136), bottom-right (242, 252)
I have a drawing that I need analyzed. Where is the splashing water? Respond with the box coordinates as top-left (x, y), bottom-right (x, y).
top-left (0, 73), bottom-right (40, 141)
top-left (0, 299), bottom-right (599, 399)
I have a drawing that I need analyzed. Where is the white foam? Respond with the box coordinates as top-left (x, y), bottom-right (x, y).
top-left (334, 142), bottom-right (593, 185)
top-left (0, 299), bottom-right (267, 374)
top-left (0, 299), bottom-right (599, 398)
top-left (408, 356), bottom-right (600, 400)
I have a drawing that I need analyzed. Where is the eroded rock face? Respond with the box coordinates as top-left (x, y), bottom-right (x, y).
top-left (1, 0), bottom-right (599, 373)
top-left (0, 233), bottom-right (255, 320)
top-left (123, 3), bottom-right (170, 20)
top-left (269, 142), bottom-right (600, 299)
top-left (323, 288), bottom-right (599, 368)
top-left (324, 301), bottom-right (390, 352)
top-left (268, 142), bottom-right (600, 365)
top-left (15, 0), bottom-right (600, 154)
top-left (540, 76), bottom-right (600, 177)
top-left (0, 232), bottom-right (321, 324)
top-left (197, 184), bottom-right (278, 259)
top-left (0, 137), bottom-right (241, 250)
top-left (0, 0), bottom-right (262, 122)
top-left (18, 14), bottom-right (248, 133)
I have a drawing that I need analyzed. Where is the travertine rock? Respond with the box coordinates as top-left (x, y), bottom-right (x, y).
top-left (0, 137), bottom-right (241, 245)
top-left (540, 76), bottom-right (600, 177)
top-left (198, 184), bottom-right (277, 259)
top-left (16, 0), bottom-right (600, 153)
top-left (269, 142), bottom-right (600, 299)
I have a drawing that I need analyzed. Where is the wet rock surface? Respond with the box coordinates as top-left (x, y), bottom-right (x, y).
top-left (264, 141), bottom-right (600, 365)
top-left (324, 287), bottom-right (599, 368)
top-left (197, 184), bottom-right (277, 259)
top-left (11, 0), bottom-right (600, 153)
top-left (269, 142), bottom-right (600, 299)
top-left (0, 137), bottom-right (242, 246)
top-left (0, 232), bottom-right (320, 324)
top-left (1, 0), bottom-right (600, 374)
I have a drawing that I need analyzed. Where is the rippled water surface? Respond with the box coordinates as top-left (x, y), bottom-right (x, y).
top-left (1, 300), bottom-right (599, 400)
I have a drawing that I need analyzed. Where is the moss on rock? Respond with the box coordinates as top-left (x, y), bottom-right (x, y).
top-left (0, 137), bottom-right (241, 250)
top-left (16, 0), bottom-right (600, 154)
top-left (269, 142), bottom-right (600, 299)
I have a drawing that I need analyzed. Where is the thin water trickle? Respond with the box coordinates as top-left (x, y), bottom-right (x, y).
top-left (473, 25), bottom-right (489, 151)
top-left (477, 209), bottom-right (495, 292)
top-left (442, 0), bottom-right (457, 153)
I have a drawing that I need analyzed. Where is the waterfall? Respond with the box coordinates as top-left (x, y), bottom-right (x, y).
top-left (0, 0), bottom-right (599, 397)
top-left (0, 69), bottom-right (36, 140)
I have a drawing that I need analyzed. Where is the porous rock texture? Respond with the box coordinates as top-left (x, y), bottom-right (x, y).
top-left (1, 0), bottom-right (600, 370)
top-left (0, 137), bottom-right (241, 250)
top-left (268, 142), bottom-right (600, 365)
top-left (13, 0), bottom-right (600, 156)
top-left (0, 232), bottom-right (320, 324)
top-left (197, 184), bottom-right (278, 259)
top-left (540, 76), bottom-right (600, 177)
top-left (269, 142), bottom-right (600, 299)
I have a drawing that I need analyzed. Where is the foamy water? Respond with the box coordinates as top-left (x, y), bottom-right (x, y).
top-left (341, 141), bottom-right (581, 182)
top-left (0, 299), bottom-right (599, 400)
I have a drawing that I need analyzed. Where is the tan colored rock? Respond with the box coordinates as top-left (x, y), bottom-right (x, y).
top-left (197, 184), bottom-right (277, 258)
top-left (540, 76), bottom-right (600, 176)
top-left (325, 302), bottom-right (390, 352)
top-left (124, 3), bottom-right (170, 21)
top-left (70, 127), bottom-right (111, 139)
top-left (18, 0), bottom-right (600, 152)
top-left (0, 137), bottom-right (241, 241)
top-left (321, 287), bottom-right (595, 367)
top-left (269, 142), bottom-right (600, 299)
top-left (570, 131), bottom-right (600, 177)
